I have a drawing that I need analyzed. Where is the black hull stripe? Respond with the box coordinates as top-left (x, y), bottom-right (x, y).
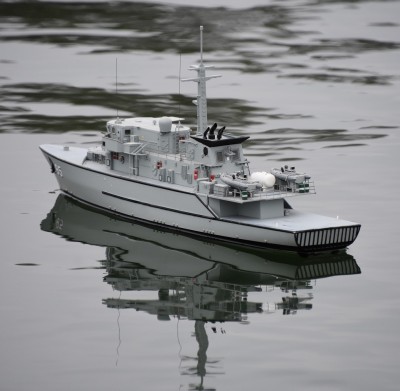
top-left (195, 193), bottom-right (219, 219)
top-left (102, 191), bottom-right (292, 233)
top-left (103, 191), bottom-right (209, 220)
top-left (63, 190), bottom-right (349, 253)
top-left (42, 148), bottom-right (359, 249)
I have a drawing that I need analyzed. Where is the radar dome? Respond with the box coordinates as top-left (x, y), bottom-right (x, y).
top-left (159, 117), bottom-right (172, 133)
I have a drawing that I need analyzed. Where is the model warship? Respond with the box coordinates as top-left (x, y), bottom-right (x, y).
top-left (40, 26), bottom-right (360, 252)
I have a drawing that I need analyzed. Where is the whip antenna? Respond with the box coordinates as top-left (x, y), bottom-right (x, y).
top-left (115, 57), bottom-right (119, 118)
top-left (200, 25), bottom-right (203, 64)
top-left (178, 52), bottom-right (182, 121)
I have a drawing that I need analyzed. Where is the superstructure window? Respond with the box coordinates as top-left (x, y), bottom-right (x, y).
top-left (232, 149), bottom-right (240, 161)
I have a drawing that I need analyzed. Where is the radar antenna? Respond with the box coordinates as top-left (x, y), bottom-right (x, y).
top-left (182, 26), bottom-right (221, 136)
top-left (115, 57), bottom-right (119, 120)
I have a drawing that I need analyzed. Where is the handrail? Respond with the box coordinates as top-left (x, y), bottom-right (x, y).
top-left (208, 182), bottom-right (316, 200)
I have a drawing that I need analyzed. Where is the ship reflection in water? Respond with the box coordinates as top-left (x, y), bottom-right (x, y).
top-left (41, 194), bottom-right (361, 389)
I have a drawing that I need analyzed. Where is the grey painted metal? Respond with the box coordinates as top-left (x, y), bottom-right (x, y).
top-left (39, 27), bottom-right (361, 252)
top-left (42, 193), bottom-right (361, 283)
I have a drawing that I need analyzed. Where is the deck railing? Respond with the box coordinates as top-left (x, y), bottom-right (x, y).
top-left (212, 181), bottom-right (316, 201)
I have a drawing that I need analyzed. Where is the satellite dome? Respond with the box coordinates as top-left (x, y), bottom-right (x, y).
top-left (159, 117), bottom-right (172, 133)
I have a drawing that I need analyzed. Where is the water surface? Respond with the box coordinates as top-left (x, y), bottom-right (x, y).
top-left (1, 1), bottom-right (400, 390)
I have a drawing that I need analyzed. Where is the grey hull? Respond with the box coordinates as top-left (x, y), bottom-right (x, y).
top-left (40, 144), bottom-right (360, 252)
top-left (42, 193), bottom-right (362, 282)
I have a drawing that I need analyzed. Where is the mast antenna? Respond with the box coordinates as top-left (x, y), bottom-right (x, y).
top-left (178, 52), bottom-right (182, 122)
top-left (200, 25), bottom-right (203, 64)
top-left (115, 57), bottom-right (119, 119)
top-left (181, 26), bottom-right (221, 136)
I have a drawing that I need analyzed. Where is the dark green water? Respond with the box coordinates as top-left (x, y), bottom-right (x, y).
top-left (1, 1), bottom-right (399, 390)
